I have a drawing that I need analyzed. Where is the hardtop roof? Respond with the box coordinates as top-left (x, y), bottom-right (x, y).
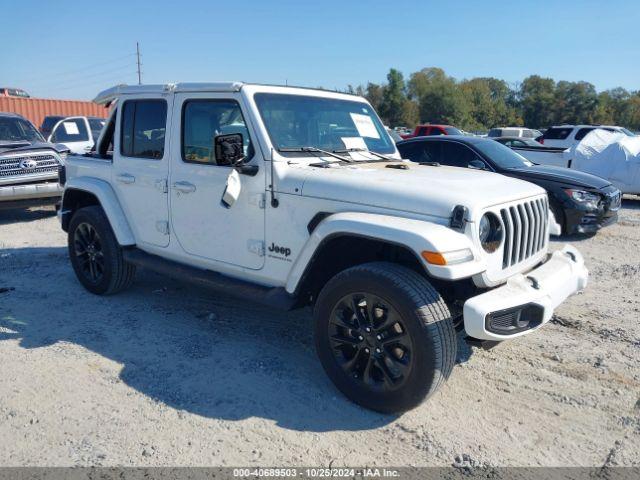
top-left (93, 82), bottom-right (362, 105)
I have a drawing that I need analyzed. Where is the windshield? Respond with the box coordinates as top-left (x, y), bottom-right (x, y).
top-left (620, 127), bottom-right (635, 136)
top-left (474, 140), bottom-right (532, 169)
top-left (254, 93), bottom-right (396, 156)
top-left (0, 116), bottom-right (44, 143)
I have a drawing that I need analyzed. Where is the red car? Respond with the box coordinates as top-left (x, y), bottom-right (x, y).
top-left (401, 124), bottom-right (462, 139)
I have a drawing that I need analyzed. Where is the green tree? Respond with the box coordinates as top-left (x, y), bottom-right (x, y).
top-left (364, 82), bottom-right (385, 113)
top-left (519, 75), bottom-right (556, 128)
top-left (554, 81), bottom-right (598, 125)
top-left (406, 67), bottom-right (468, 126)
top-left (379, 69), bottom-right (408, 127)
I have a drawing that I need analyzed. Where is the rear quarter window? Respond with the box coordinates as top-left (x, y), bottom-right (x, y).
top-left (502, 129), bottom-right (520, 137)
top-left (574, 128), bottom-right (595, 141)
top-left (543, 127), bottom-right (573, 140)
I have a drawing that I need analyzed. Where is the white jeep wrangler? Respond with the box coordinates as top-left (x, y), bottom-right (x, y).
top-left (58, 82), bottom-right (588, 413)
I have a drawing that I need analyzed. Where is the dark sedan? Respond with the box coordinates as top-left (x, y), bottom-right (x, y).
top-left (396, 136), bottom-right (621, 235)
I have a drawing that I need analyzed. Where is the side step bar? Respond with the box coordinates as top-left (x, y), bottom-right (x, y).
top-left (122, 248), bottom-right (297, 311)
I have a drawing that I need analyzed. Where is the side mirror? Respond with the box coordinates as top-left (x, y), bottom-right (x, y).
top-left (214, 133), bottom-right (245, 166)
top-left (469, 159), bottom-right (486, 170)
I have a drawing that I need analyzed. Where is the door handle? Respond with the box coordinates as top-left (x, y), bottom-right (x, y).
top-left (172, 181), bottom-right (196, 194)
top-left (116, 173), bottom-right (136, 184)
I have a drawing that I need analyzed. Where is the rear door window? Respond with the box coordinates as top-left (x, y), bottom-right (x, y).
top-left (439, 142), bottom-right (478, 168)
top-left (543, 127), bottom-right (573, 140)
top-left (120, 100), bottom-right (167, 159)
top-left (397, 142), bottom-right (440, 163)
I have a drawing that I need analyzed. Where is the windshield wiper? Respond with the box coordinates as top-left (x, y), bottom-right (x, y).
top-left (278, 147), bottom-right (354, 163)
top-left (333, 148), bottom-right (397, 162)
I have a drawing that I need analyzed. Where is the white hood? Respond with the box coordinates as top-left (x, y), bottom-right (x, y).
top-left (283, 161), bottom-right (546, 221)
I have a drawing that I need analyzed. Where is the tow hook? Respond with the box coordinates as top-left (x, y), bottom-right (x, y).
top-left (526, 276), bottom-right (540, 290)
top-left (565, 251), bottom-right (577, 262)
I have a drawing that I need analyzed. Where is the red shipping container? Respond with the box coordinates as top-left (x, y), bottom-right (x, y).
top-left (0, 96), bottom-right (109, 129)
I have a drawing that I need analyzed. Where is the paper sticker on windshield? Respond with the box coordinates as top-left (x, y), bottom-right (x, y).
top-left (341, 137), bottom-right (368, 150)
top-left (63, 122), bottom-right (79, 135)
top-left (350, 113), bottom-right (380, 139)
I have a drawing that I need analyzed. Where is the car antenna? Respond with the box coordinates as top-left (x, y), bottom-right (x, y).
top-left (270, 148), bottom-right (279, 208)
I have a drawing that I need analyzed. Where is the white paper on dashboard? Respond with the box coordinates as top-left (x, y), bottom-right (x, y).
top-left (341, 137), bottom-right (368, 150)
top-left (63, 122), bottom-right (80, 135)
top-left (349, 113), bottom-right (380, 139)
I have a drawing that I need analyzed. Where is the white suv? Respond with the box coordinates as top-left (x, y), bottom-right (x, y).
top-left (487, 127), bottom-right (542, 139)
top-left (58, 82), bottom-right (588, 412)
top-left (48, 116), bottom-right (106, 154)
top-left (540, 125), bottom-right (636, 149)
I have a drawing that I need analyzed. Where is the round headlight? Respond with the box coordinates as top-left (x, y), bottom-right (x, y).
top-left (479, 213), bottom-right (503, 253)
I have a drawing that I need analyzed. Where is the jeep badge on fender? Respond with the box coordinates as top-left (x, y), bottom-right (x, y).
top-left (268, 242), bottom-right (291, 257)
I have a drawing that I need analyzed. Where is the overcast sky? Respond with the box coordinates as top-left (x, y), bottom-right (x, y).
top-left (2, 0), bottom-right (639, 100)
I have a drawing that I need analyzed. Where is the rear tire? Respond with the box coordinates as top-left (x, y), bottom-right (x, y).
top-left (314, 262), bottom-right (456, 413)
top-left (68, 206), bottom-right (136, 295)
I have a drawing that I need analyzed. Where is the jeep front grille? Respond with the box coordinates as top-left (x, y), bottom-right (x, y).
top-left (0, 154), bottom-right (60, 178)
top-left (500, 197), bottom-right (549, 269)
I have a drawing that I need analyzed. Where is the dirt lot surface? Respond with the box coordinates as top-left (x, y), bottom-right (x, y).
top-left (1, 202), bottom-right (639, 468)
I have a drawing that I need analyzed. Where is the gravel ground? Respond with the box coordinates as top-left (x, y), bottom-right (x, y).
top-left (0, 201), bottom-right (639, 467)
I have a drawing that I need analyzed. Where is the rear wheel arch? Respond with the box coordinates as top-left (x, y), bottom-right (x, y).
top-left (61, 189), bottom-right (100, 230)
top-left (61, 183), bottom-right (135, 246)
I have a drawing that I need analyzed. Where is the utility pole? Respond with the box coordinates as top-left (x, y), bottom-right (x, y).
top-left (136, 42), bottom-right (142, 85)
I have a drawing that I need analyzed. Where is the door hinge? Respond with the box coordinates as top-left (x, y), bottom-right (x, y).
top-left (247, 240), bottom-right (265, 257)
top-left (155, 178), bottom-right (168, 194)
top-left (156, 221), bottom-right (170, 235)
top-left (249, 193), bottom-right (266, 209)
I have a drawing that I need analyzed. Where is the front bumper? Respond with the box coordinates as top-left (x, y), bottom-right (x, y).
top-left (463, 245), bottom-right (588, 341)
top-left (564, 188), bottom-right (621, 235)
top-left (0, 181), bottom-right (62, 206)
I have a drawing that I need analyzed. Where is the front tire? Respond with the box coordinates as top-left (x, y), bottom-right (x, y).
top-left (314, 262), bottom-right (456, 413)
top-left (68, 206), bottom-right (136, 295)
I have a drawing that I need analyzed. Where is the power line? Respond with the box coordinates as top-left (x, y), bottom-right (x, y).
top-left (32, 73), bottom-right (137, 94)
top-left (19, 53), bottom-right (137, 85)
top-left (27, 62), bottom-right (135, 88)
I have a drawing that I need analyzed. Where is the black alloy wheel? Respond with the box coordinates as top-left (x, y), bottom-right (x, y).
top-left (328, 293), bottom-right (413, 391)
top-left (73, 222), bottom-right (105, 284)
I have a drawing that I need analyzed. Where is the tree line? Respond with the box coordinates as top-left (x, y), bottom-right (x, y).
top-left (343, 67), bottom-right (640, 132)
